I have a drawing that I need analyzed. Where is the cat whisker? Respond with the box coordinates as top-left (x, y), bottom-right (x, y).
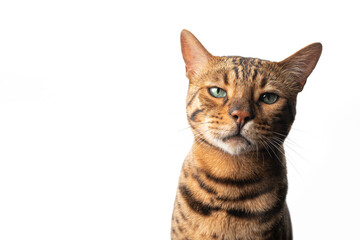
top-left (257, 137), bottom-right (274, 161)
top-left (271, 134), bottom-right (309, 165)
top-left (270, 136), bottom-right (301, 175)
top-left (271, 131), bottom-right (299, 146)
top-left (258, 135), bottom-right (286, 169)
top-left (272, 135), bottom-right (295, 148)
top-left (193, 133), bottom-right (214, 153)
top-left (177, 121), bottom-right (214, 132)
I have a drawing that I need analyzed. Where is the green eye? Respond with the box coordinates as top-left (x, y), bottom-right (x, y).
top-left (209, 87), bottom-right (227, 98)
top-left (261, 93), bottom-right (279, 104)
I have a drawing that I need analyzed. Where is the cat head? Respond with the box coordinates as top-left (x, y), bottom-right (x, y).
top-left (181, 30), bottom-right (322, 155)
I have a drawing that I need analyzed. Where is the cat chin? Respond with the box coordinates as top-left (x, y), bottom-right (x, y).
top-left (211, 137), bottom-right (254, 156)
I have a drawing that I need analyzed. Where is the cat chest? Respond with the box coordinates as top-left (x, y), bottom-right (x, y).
top-left (173, 175), bottom-right (286, 239)
top-left (172, 205), bottom-right (284, 240)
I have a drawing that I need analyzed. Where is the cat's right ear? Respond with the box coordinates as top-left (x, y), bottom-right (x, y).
top-left (180, 30), bottom-right (213, 79)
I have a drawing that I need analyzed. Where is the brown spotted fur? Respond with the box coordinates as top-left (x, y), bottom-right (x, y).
top-left (171, 30), bottom-right (322, 240)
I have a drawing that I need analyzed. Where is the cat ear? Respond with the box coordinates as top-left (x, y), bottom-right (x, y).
top-left (180, 29), bottom-right (213, 78)
top-left (277, 43), bottom-right (322, 92)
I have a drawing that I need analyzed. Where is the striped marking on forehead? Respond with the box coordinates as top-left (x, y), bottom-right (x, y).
top-left (214, 72), bottom-right (230, 85)
top-left (228, 57), bottom-right (263, 83)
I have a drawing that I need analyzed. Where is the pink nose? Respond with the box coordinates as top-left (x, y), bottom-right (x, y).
top-left (230, 110), bottom-right (251, 127)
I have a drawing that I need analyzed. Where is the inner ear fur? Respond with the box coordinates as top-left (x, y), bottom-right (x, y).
top-left (180, 30), bottom-right (213, 79)
top-left (277, 43), bottom-right (322, 92)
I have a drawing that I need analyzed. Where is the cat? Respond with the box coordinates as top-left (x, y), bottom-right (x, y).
top-left (171, 30), bottom-right (322, 240)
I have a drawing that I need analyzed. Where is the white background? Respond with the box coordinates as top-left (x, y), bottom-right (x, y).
top-left (0, 0), bottom-right (359, 239)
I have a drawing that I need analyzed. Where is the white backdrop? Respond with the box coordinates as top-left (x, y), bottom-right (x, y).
top-left (1, 0), bottom-right (359, 239)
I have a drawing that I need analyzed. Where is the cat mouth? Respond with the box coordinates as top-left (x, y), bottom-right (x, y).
top-left (223, 132), bottom-right (252, 145)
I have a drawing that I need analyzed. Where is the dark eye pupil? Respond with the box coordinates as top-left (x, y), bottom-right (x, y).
top-left (217, 88), bottom-right (220, 94)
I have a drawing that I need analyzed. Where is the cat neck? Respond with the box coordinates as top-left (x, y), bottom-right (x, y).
top-left (191, 137), bottom-right (286, 180)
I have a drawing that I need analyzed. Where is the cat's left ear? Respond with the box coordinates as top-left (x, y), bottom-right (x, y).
top-left (277, 43), bottom-right (322, 92)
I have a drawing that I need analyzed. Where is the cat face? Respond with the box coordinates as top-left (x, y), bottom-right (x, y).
top-left (181, 30), bottom-right (322, 155)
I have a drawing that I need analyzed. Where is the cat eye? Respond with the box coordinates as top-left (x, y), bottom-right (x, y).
top-left (209, 87), bottom-right (227, 98)
top-left (260, 93), bottom-right (279, 104)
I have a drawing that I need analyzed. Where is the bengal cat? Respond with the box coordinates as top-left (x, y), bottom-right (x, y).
top-left (171, 30), bottom-right (322, 240)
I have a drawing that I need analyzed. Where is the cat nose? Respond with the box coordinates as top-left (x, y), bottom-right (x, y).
top-left (230, 110), bottom-right (251, 127)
